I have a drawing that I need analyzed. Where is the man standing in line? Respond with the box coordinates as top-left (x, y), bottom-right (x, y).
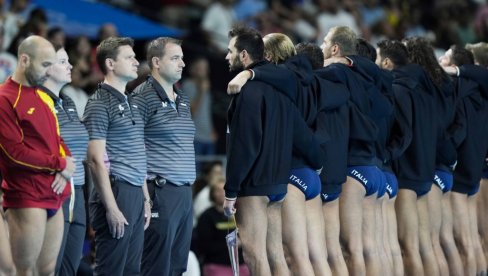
top-left (84, 37), bottom-right (151, 275)
top-left (0, 35), bottom-right (75, 276)
top-left (132, 37), bottom-right (196, 276)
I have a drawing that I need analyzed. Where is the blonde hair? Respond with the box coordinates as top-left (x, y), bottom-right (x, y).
top-left (329, 26), bottom-right (357, 56)
top-left (263, 33), bottom-right (296, 64)
top-left (465, 42), bottom-right (488, 67)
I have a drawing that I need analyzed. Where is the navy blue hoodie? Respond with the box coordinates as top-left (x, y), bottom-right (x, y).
top-left (390, 64), bottom-right (437, 187)
top-left (452, 65), bottom-right (488, 193)
top-left (225, 61), bottom-right (325, 198)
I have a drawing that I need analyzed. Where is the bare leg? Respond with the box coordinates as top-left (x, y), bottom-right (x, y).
top-left (452, 191), bottom-right (476, 276)
top-left (267, 198), bottom-right (289, 276)
top-left (322, 199), bottom-right (348, 276)
top-left (440, 192), bottom-right (464, 276)
top-left (339, 177), bottom-right (366, 276)
top-left (6, 208), bottom-right (48, 276)
top-left (36, 209), bottom-right (64, 276)
top-left (236, 196), bottom-right (272, 276)
top-left (376, 195), bottom-right (392, 275)
top-left (0, 209), bottom-right (15, 276)
top-left (396, 189), bottom-right (423, 276)
top-left (306, 196), bottom-right (331, 276)
top-left (417, 189), bottom-right (440, 276)
top-left (387, 197), bottom-right (404, 276)
top-left (427, 185), bottom-right (448, 275)
top-left (469, 193), bottom-right (487, 275)
top-left (280, 185), bottom-right (311, 276)
top-left (363, 193), bottom-right (381, 276)
top-left (478, 179), bottom-right (488, 269)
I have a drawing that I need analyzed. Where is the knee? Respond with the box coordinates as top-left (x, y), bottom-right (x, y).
top-left (362, 240), bottom-right (378, 259)
top-left (0, 266), bottom-right (16, 276)
top-left (38, 261), bottom-right (56, 276)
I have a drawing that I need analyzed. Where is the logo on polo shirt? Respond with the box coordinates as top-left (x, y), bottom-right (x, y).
top-left (151, 212), bottom-right (159, 218)
top-left (27, 107), bottom-right (35, 114)
top-left (162, 102), bottom-right (167, 108)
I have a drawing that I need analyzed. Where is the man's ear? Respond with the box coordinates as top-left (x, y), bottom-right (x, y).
top-left (105, 58), bottom-right (114, 72)
top-left (19, 53), bottom-right (30, 69)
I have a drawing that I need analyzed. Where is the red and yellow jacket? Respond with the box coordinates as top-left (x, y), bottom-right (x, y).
top-left (0, 77), bottom-right (71, 209)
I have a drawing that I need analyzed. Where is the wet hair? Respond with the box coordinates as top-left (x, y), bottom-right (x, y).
top-left (146, 37), bottom-right (182, 70)
top-left (450, 45), bottom-right (474, 66)
top-left (403, 37), bottom-right (449, 88)
top-left (295, 42), bottom-right (324, 70)
top-left (465, 42), bottom-right (488, 67)
top-left (263, 33), bottom-right (296, 64)
top-left (96, 37), bottom-right (134, 75)
top-left (356, 38), bottom-right (376, 62)
top-left (376, 40), bottom-right (409, 67)
top-left (329, 26), bottom-right (357, 56)
top-left (228, 25), bottom-right (264, 61)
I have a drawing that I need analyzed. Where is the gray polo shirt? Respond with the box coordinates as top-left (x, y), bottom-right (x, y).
top-left (133, 76), bottom-right (196, 186)
top-left (41, 86), bottom-right (89, 187)
top-left (82, 83), bottom-right (147, 186)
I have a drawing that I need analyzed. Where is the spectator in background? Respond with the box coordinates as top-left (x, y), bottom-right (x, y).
top-left (2, 0), bottom-right (29, 51)
top-left (195, 177), bottom-right (250, 276)
top-left (316, 0), bottom-right (360, 45)
top-left (193, 161), bottom-right (224, 225)
top-left (0, 26), bottom-right (17, 83)
top-left (7, 7), bottom-right (48, 55)
top-left (67, 35), bottom-right (103, 94)
top-left (182, 57), bottom-right (217, 160)
top-left (201, 0), bottom-right (236, 53)
top-left (47, 26), bottom-right (66, 48)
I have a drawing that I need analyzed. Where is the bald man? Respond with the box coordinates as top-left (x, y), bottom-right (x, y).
top-left (0, 35), bottom-right (76, 276)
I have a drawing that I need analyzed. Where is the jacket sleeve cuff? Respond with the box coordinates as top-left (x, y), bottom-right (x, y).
top-left (225, 190), bottom-right (238, 199)
top-left (57, 157), bottom-right (66, 172)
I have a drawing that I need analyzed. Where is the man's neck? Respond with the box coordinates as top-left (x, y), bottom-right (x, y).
top-left (42, 79), bottom-right (63, 97)
top-left (11, 70), bottom-right (33, 87)
top-left (151, 72), bottom-right (175, 97)
top-left (243, 59), bottom-right (255, 69)
top-left (103, 75), bottom-right (128, 95)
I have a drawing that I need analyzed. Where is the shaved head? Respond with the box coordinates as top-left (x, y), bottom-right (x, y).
top-left (17, 35), bottom-right (56, 86)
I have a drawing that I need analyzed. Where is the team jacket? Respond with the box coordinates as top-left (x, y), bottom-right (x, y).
top-left (346, 55), bottom-right (395, 168)
top-left (315, 63), bottom-right (379, 167)
top-left (0, 78), bottom-right (71, 209)
top-left (251, 55), bottom-right (350, 188)
top-left (452, 65), bottom-right (488, 193)
top-left (434, 77), bottom-right (457, 171)
top-left (225, 61), bottom-right (325, 198)
top-left (390, 64), bottom-right (437, 186)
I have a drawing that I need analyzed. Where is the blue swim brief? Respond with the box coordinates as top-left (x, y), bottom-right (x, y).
top-left (383, 171), bottom-right (398, 199)
top-left (289, 168), bottom-right (321, 200)
top-left (433, 170), bottom-right (453, 193)
top-left (347, 166), bottom-right (381, 196)
top-left (268, 192), bottom-right (287, 202)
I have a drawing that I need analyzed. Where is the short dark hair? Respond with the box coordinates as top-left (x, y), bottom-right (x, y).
top-left (450, 45), bottom-right (474, 66)
top-left (329, 26), bottom-right (357, 56)
top-left (96, 37), bottom-right (134, 75)
top-left (356, 38), bottom-right (376, 62)
top-left (295, 42), bottom-right (324, 70)
top-left (146, 37), bottom-right (182, 70)
top-left (377, 40), bottom-right (408, 67)
top-left (228, 25), bottom-right (264, 62)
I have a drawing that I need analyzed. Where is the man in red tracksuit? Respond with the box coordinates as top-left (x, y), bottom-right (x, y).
top-left (0, 35), bottom-right (75, 276)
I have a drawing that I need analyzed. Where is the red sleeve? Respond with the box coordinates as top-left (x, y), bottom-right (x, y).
top-left (0, 99), bottom-right (66, 172)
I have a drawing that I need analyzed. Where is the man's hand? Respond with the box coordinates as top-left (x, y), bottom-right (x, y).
top-left (60, 156), bottom-right (76, 179)
top-left (223, 198), bottom-right (237, 217)
top-left (227, 70), bottom-right (252, 95)
top-left (442, 65), bottom-right (458, 76)
top-left (51, 173), bottom-right (68, 194)
top-left (323, 56), bottom-right (349, 67)
top-left (143, 200), bottom-right (151, 230)
top-left (106, 207), bottom-right (129, 239)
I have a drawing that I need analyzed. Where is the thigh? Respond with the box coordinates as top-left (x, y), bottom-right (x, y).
top-left (427, 185), bottom-right (443, 235)
top-left (0, 211), bottom-right (14, 273)
top-left (451, 192), bottom-right (470, 238)
top-left (6, 208), bottom-right (47, 268)
top-left (322, 199), bottom-right (341, 250)
top-left (236, 196), bottom-right (269, 255)
top-left (395, 189), bottom-right (419, 245)
top-left (37, 208), bottom-right (65, 271)
top-left (281, 185), bottom-right (308, 250)
top-left (339, 177), bottom-right (366, 243)
top-left (306, 197), bottom-right (327, 257)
